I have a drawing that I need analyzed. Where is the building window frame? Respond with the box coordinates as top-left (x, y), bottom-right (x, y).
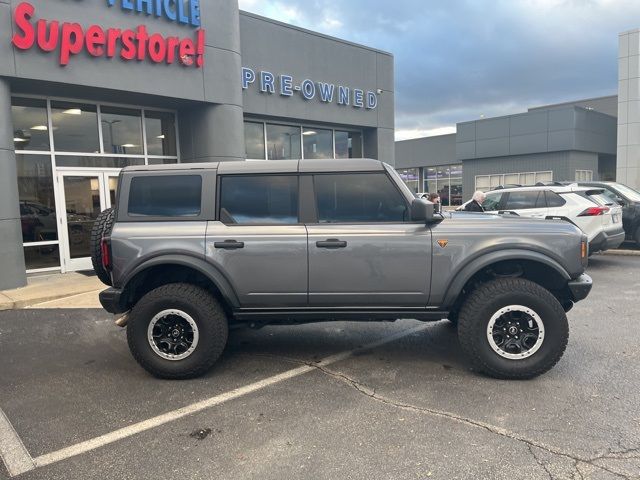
top-left (475, 171), bottom-right (553, 192)
top-left (244, 118), bottom-right (364, 161)
top-left (575, 170), bottom-right (594, 182)
top-left (11, 94), bottom-right (180, 274)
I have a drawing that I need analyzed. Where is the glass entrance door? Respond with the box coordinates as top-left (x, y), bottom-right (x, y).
top-left (57, 171), bottom-right (119, 272)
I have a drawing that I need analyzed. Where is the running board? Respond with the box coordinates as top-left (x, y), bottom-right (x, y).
top-left (232, 309), bottom-right (449, 323)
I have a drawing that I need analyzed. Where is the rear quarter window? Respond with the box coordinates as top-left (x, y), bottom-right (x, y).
top-left (128, 175), bottom-right (202, 216)
top-left (545, 191), bottom-right (566, 208)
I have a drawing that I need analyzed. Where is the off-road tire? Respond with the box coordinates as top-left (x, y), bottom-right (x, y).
top-left (127, 283), bottom-right (228, 379)
top-left (90, 207), bottom-right (115, 286)
top-left (457, 278), bottom-right (569, 379)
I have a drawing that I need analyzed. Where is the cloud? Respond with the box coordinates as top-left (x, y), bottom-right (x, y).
top-left (239, 0), bottom-right (635, 139)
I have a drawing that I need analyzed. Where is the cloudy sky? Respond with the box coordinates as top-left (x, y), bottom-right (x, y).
top-left (239, 0), bottom-right (638, 140)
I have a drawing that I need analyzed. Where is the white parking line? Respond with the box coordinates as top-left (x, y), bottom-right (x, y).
top-left (2, 322), bottom-right (428, 476)
top-left (0, 409), bottom-right (35, 477)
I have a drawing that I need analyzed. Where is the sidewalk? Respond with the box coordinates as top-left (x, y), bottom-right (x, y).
top-left (0, 272), bottom-right (104, 311)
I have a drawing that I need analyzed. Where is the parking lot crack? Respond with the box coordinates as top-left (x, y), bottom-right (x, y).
top-left (307, 362), bottom-right (633, 480)
top-left (242, 352), bottom-right (634, 480)
top-left (526, 444), bottom-right (554, 480)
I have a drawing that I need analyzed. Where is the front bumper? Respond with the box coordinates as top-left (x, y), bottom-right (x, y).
top-left (567, 274), bottom-right (593, 302)
top-left (589, 227), bottom-right (625, 252)
top-left (99, 287), bottom-right (127, 314)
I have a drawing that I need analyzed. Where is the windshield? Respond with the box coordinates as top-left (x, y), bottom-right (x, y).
top-left (614, 184), bottom-right (640, 202)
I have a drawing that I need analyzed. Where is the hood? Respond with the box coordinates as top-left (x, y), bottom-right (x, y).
top-left (444, 211), bottom-right (583, 236)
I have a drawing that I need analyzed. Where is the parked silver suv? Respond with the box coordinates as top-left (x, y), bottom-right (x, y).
top-left (94, 159), bottom-right (592, 380)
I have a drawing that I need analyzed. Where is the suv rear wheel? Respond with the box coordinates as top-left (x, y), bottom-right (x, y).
top-left (127, 283), bottom-right (228, 379)
top-left (457, 278), bottom-right (568, 379)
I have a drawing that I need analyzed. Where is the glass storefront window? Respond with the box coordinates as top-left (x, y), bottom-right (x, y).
top-left (50, 102), bottom-right (100, 153)
top-left (24, 244), bottom-right (60, 270)
top-left (244, 121), bottom-right (266, 159)
top-left (11, 98), bottom-right (50, 151)
top-left (16, 155), bottom-right (57, 243)
top-left (247, 121), bottom-right (364, 160)
top-left (396, 168), bottom-right (420, 193)
top-left (450, 177), bottom-right (463, 206)
top-left (63, 176), bottom-right (102, 259)
top-left (266, 124), bottom-right (302, 160)
top-left (145, 110), bottom-right (177, 157)
top-left (419, 164), bottom-right (463, 206)
top-left (55, 156), bottom-right (145, 168)
top-left (101, 107), bottom-right (143, 155)
top-left (335, 131), bottom-right (363, 158)
top-left (303, 128), bottom-right (333, 159)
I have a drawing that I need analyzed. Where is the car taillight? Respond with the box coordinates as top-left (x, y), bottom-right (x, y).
top-left (577, 206), bottom-right (609, 216)
top-left (100, 238), bottom-right (111, 271)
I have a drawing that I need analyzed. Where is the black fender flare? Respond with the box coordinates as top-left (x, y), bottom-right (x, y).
top-left (120, 253), bottom-right (240, 309)
top-left (440, 249), bottom-right (571, 309)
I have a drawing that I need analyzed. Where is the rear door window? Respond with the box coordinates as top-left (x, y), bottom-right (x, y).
top-left (503, 191), bottom-right (545, 210)
top-left (128, 175), bottom-right (202, 216)
top-left (219, 175), bottom-right (299, 224)
top-left (313, 173), bottom-right (408, 223)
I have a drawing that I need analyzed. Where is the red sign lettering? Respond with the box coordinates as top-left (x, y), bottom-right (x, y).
top-left (11, 2), bottom-right (205, 68)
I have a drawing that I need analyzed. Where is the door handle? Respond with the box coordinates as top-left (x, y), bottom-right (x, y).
top-left (214, 240), bottom-right (245, 249)
top-left (316, 238), bottom-right (347, 249)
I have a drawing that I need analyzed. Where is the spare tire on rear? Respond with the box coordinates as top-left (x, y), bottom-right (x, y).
top-left (90, 207), bottom-right (115, 286)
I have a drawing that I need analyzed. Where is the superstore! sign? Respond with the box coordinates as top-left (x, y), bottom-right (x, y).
top-left (10, 1), bottom-right (205, 67)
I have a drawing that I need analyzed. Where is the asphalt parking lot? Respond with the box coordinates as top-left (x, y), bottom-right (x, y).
top-left (0, 255), bottom-right (639, 480)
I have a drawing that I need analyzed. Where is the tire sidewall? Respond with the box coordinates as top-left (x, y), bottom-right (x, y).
top-left (128, 289), bottom-right (227, 378)
top-left (464, 285), bottom-right (567, 377)
top-left (90, 208), bottom-right (115, 286)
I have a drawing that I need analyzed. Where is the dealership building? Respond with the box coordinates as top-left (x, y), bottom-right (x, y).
top-left (0, 0), bottom-right (394, 289)
top-left (396, 29), bottom-right (640, 207)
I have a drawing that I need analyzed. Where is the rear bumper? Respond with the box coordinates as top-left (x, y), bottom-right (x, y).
top-left (589, 227), bottom-right (625, 252)
top-left (567, 274), bottom-right (592, 302)
top-left (99, 287), bottom-right (127, 314)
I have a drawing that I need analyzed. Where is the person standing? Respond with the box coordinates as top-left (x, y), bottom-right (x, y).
top-left (464, 191), bottom-right (486, 212)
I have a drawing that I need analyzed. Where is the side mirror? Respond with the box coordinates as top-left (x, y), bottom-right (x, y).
top-left (411, 198), bottom-right (434, 223)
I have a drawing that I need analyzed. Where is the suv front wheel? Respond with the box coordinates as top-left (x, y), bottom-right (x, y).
top-left (127, 283), bottom-right (228, 379)
top-left (457, 278), bottom-right (569, 379)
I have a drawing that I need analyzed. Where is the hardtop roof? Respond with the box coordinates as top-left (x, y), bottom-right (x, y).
top-left (122, 158), bottom-right (386, 175)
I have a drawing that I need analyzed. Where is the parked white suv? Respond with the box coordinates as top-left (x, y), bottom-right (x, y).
top-left (459, 185), bottom-right (625, 253)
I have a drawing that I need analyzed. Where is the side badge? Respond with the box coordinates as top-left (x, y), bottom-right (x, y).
top-left (437, 239), bottom-right (449, 248)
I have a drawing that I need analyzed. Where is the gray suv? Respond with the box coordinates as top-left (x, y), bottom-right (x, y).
top-left (94, 159), bottom-right (592, 380)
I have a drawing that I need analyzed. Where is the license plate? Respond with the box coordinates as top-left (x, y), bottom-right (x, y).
top-left (612, 214), bottom-right (620, 223)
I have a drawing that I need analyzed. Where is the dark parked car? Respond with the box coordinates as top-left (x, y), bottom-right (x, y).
top-left (575, 182), bottom-right (640, 246)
